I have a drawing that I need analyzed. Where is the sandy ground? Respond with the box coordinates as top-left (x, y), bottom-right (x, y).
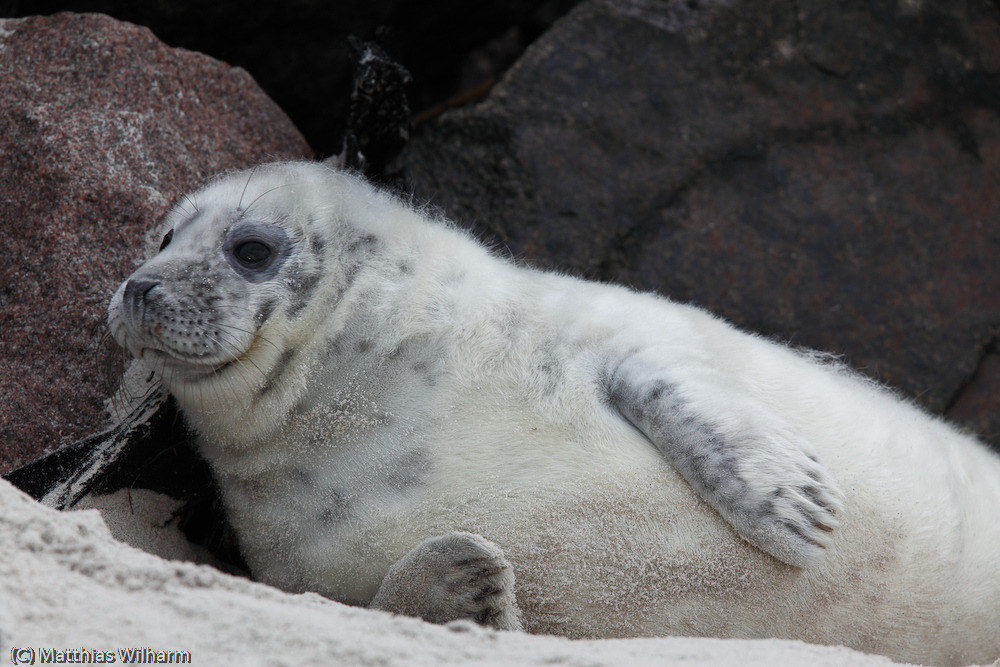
top-left (0, 478), bottom-right (986, 667)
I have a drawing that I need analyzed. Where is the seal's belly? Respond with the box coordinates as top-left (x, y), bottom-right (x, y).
top-left (224, 384), bottom-right (722, 608)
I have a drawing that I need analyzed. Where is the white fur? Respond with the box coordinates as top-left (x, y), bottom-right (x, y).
top-left (108, 162), bottom-right (1000, 667)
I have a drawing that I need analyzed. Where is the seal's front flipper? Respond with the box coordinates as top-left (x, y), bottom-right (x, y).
top-left (370, 532), bottom-right (522, 631)
top-left (602, 352), bottom-right (843, 568)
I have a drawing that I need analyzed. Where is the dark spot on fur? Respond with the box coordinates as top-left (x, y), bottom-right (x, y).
top-left (497, 310), bottom-right (523, 341)
top-left (534, 349), bottom-right (565, 397)
top-left (287, 273), bottom-right (321, 319)
top-left (356, 339), bottom-right (373, 354)
top-left (202, 293), bottom-right (224, 309)
top-left (413, 361), bottom-right (437, 387)
top-left (781, 520), bottom-right (812, 544)
top-left (347, 233), bottom-right (379, 255)
top-left (311, 233), bottom-right (325, 257)
top-left (323, 334), bottom-right (347, 362)
top-left (343, 263), bottom-right (361, 284)
top-left (801, 486), bottom-right (823, 507)
top-left (257, 299), bottom-right (277, 324)
top-left (289, 468), bottom-right (313, 486)
top-left (316, 488), bottom-right (350, 525)
top-left (387, 339), bottom-right (412, 361)
top-left (384, 448), bottom-right (429, 493)
top-left (642, 381), bottom-right (671, 406)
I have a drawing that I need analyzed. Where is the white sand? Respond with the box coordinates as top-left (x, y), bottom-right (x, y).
top-left (0, 478), bottom-right (968, 667)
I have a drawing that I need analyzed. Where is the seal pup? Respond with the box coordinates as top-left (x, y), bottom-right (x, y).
top-left (108, 161), bottom-right (1000, 666)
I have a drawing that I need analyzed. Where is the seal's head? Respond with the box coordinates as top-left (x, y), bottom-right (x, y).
top-left (107, 161), bottom-right (383, 443)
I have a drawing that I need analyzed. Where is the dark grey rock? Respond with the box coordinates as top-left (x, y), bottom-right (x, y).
top-left (399, 0), bottom-right (1000, 450)
top-left (948, 344), bottom-right (1000, 444)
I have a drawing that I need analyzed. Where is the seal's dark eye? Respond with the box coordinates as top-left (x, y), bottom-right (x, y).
top-left (235, 241), bottom-right (272, 267)
top-left (159, 229), bottom-right (174, 252)
top-left (224, 224), bottom-right (287, 281)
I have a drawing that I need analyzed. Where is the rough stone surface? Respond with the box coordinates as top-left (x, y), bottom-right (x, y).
top-left (399, 0), bottom-right (1000, 450)
top-left (948, 345), bottom-right (1000, 444)
top-left (6, 0), bottom-right (580, 156)
top-left (0, 13), bottom-right (312, 473)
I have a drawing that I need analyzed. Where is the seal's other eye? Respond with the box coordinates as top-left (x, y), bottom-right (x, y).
top-left (159, 229), bottom-right (174, 252)
top-left (235, 241), bottom-right (272, 267)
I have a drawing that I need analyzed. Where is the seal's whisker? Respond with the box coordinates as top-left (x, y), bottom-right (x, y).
top-left (243, 183), bottom-right (297, 215)
top-left (174, 192), bottom-right (200, 219)
top-left (237, 165), bottom-right (259, 211)
top-left (138, 377), bottom-right (163, 406)
top-left (183, 193), bottom-right (200, 215)
top-left (218, 358), bottom-right (254, 412)
top-left (101, 344), bottom-right (164, 416)
top-left (97, 328), bottom-right (128, 399)
top-left (207, 327), bottom-right (267, 374)
top-left (203, 331), bottom-right (268, 399)
top-left (213, 320), bottom-right (282, 354)
top-left (207, 328), bottom-right (274, 401)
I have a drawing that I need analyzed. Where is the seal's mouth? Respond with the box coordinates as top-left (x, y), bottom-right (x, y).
top-left (131, 345), bottom-right (238, 381)
top-left (134, 333), bottom-right (261, 384)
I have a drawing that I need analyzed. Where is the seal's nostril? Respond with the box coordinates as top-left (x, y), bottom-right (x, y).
top-left (124, 279), bottom-right (159, 303)
top-left (123, 279), bottom-right (160, 321)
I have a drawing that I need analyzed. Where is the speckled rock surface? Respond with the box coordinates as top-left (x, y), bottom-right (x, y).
top-left (8, 0), bottom-right (578, 157)
top-left (400, 0), bottom-right (1000, 450)
top-left (0, 13), bottom-right (312, 472)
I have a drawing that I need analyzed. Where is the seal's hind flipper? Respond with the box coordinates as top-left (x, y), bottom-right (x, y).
top-left (370, 532), bottom-right (522, 631)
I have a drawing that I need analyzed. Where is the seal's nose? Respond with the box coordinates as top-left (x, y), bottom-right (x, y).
top-left (123, 279), bottom-right (159, 322)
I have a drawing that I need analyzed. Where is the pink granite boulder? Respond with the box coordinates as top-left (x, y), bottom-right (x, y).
top-left (0, 13), bottom-right (312, 472)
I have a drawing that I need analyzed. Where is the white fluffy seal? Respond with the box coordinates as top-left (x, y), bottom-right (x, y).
top-left (108, 161), bottom-right (1000, 666)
